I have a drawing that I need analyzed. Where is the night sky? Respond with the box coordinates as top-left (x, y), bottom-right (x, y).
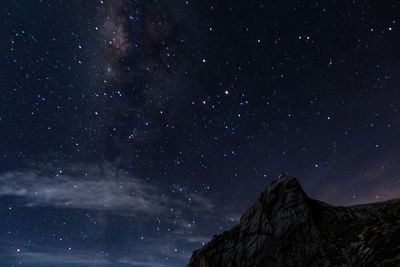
top-left (1, 0), bottom-right (400, 266)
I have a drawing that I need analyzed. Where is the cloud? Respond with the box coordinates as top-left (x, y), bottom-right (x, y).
top-left (0, 163), bottom-right (213, 218)
top-left (117, 258), bottom-right (172, 266)
top-left (0, 166), bottom-right (161, 215)
top-left (0, 164), bottom-right (231, 265)
top-left (4, 247), bottom-right (171, 266)
top-left (9, 251), bottom-right (171, 267)
top-left (178, 235), bottom-right (210, 244)
top-left (4, 250), bottom-right (110, 265)
top-left (7, 251), bottom-right (175, 267)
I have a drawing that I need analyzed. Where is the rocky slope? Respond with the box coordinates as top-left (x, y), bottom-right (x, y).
top-left (187, 175), bottom-right (400, 267)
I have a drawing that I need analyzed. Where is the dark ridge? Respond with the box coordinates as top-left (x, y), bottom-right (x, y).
top-left (188, 175), bottom-right (400, 267)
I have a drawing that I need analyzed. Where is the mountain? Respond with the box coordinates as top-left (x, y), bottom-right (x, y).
top-left (187, 175), bottom-right (400, 267)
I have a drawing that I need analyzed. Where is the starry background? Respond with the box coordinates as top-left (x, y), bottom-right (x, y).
top-left (1, 0), bottom-right (400, 266)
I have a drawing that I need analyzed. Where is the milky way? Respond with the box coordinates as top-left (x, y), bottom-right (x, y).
top-left (94, 0), bottom-right (203, 168)
top-left (1, 0), bottom-right (400, 266)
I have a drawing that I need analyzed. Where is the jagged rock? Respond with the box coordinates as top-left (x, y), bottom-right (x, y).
top-left (187, 175), bottom-right (400, 267)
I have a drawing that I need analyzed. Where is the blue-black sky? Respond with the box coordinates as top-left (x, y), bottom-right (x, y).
top-left (1, 0), bottom-right (400, 266)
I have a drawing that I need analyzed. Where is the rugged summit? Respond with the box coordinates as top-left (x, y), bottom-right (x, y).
top-left (187, 175), bottom-right (400, 267)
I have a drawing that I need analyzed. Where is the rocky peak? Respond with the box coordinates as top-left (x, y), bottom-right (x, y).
top-left (188, 175), bottom-right (400, 267)
top-left (240, 175), bottom-right (309, 225)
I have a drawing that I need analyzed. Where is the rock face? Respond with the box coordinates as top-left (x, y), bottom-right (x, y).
top-left (187, 175), bottom-right (400, 267)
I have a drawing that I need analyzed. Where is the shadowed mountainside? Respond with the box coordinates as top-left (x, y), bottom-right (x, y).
top-left (188, 175), bottom-right (400, 267)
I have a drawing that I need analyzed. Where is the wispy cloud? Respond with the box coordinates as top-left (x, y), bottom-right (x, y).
top-left (3, 250), bottom-right (110, 265)
top-left (0, 169), bottom-right (161, 214)
top-left (117, 258), bottom-right (172, 266)
top-left (8, 251), bottom-right (172, 267)
top-left (0, 163), bottom-right (232, 266)
top-left (0, 164), bottom-right (213, 217)
top-left (3, 248), bottom-right (172, 266)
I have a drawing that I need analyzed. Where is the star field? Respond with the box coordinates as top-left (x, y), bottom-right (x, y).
top-left (1, 0), bottom-right (400, 266)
